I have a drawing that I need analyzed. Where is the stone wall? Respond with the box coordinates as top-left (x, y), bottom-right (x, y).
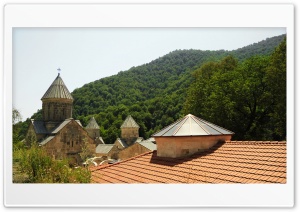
top-left (86, 128), bottom-right (100, 140)
top-left (121, 127), bottom-right (139, 144)
top-left (42, 120), bottom-right (95, 164)
top-left (42, 98), bottom-right (73, 122)
top-left (118, 143), bottom-right (150, 160)
top-left (155, 135), bottom-right (232, 158)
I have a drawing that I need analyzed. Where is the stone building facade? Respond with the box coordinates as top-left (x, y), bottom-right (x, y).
top-left (25, 73), bottom-right (97, 164)
top-left (120, 115), bottom-right (140, 146)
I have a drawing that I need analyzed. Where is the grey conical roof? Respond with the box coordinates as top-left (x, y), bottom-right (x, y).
top-left (86, 117), bottom-right (100, 129)
top-left (121, 115), bottom-right (139, 128)
top-left (41, 73), bottom-right (73, 100)
top-left (153, 114), bottom-right (234, 137)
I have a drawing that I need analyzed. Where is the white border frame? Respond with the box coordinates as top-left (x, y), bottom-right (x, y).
top-left (4, 4), bottom-right (294, 207)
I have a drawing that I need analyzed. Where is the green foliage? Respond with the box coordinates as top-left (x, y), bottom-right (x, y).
top-left (184, 39), bottom-right (286, 140)
top-left (30, 109), bottom-right (43, 120)
top-left (70, 35), bottom-right (285, 143)
top-left (14, 144), bottom-right (91, 183)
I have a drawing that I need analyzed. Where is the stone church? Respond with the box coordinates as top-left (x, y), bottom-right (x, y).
top-left (25, 73), bottom-right (96, 164)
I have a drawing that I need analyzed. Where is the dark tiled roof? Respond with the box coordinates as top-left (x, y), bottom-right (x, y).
top-left (86, 117), bottom-right (100, 129)
top-left (153, 114), bottom-right (234, 137)
top-left (41, 74), bottom-right (73, 100)
top-left (121, 115), bottom-right (139, 128)
top-left (31, 120), bottom-right (48, 134)
top-left (91, 141), bottom-right (286, 184)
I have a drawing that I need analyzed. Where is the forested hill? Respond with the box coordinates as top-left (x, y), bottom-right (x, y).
top-left (68, 34), bottom-right (286, 143)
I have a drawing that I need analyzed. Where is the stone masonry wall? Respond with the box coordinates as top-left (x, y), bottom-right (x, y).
top-left (42, 99), bottom-right (73, 122)
top-left (42, 120), bottom-right (95, 164)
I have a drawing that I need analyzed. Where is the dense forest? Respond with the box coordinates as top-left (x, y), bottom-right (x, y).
top-left (14, 34), bottom-right (286, 144)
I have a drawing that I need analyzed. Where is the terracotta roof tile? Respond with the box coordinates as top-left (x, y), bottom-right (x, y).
top-left (91, 141), bottom-right (286, 184)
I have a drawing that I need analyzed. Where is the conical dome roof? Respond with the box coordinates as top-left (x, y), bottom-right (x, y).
top-left (121, 115), bottom-right (139, 128)
top-left (153, 114), bottom-right (234, 137)
top-left (86, 117), bottom-right (100, 129)
top-left (41, 74), bottom-right (73, 100)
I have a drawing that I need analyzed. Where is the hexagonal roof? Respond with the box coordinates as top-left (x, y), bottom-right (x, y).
top-left (86, 117), bottom-right (100, 129)
top-left (121, 115), bottom-right (139, 128)
top-left (152, 114), bottom-right (234, 137)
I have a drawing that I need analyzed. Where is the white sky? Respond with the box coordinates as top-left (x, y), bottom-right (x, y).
top-left (13, 27), bottom-right (286, 121)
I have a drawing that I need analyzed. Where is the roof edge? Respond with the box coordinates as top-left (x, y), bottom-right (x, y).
top-left (90, 150), bottom-right (154, 172)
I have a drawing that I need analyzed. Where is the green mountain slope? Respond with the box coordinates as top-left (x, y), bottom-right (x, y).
top-left (70, 34), bottom-right (285, 143)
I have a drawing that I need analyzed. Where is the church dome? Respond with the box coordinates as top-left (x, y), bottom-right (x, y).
top-left (41, 73), bottom-right (73, 100)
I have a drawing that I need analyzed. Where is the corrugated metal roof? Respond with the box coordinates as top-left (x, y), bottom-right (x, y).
top-left (31, 120), bottom-right (48, 134)
top-left (138, 141), bottom-right (157, 151)
top-left (41, 73), bottom-right (73, 100)
top-left (153, 114), bottom-right (234, 137)
top-left (96, 144), bottom-right (114, 154)
top-left (40, 136), bottom-right (55, 145)
top-left (85, 117), bottom-right (100, 129)
top-left (121, 115), bottom-right (139, 128)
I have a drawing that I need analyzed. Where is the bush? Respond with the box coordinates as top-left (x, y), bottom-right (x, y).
top-left (15, 144), bottom-right (91, 183)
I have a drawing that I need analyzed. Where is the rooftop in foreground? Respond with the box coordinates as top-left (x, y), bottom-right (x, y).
top-left (90, 140), bottom-right (286, 184)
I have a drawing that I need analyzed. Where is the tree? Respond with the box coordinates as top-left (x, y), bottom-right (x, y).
top-left (80, 138), bottom-right (94, 163)
top-left (13, 108), bottom-right (22, 125)
top-left (265, 38), bottom-right (286, 140)
top-left (184, 44), bottom-right (286, 141)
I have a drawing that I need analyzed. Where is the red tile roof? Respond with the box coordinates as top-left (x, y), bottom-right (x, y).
top-left (90, 141), bottom-right (286, 184)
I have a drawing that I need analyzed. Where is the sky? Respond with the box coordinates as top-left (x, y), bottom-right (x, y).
top-left (12, 27), bottom-right (286, 121)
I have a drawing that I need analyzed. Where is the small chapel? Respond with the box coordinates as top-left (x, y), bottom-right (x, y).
top-left (25, 73), bottom-right (96, 164)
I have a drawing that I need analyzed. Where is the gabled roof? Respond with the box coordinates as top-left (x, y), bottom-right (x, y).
top-left (114, 138), bottom-right (128, 148)
top-left (53, 119), bottom-right (83, 134)
top-left (75, 120), bottom-right (82, 127)
top-left (85, 117), bottom-right (100, 129)
top-left (91, 141), bottom-right (286, 184)
top-left (41, 73), bottom-right (73, 100)
top-left (96, 137), bottom-right (105, 144)
top-left (121, 115), bottom-right (139, 128)
top-left (51, 119), bottom-right (72, 134)
top-left (96, 144), bottom-right (114, 154)
top-left (31, 120), bottom-right (48, 134)
top-left (153, 114), bottom-right (234, 137)
top-left (138, 141), bottom-right (157, 151)
top-left (40, 136), bottom-right (55, 145)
